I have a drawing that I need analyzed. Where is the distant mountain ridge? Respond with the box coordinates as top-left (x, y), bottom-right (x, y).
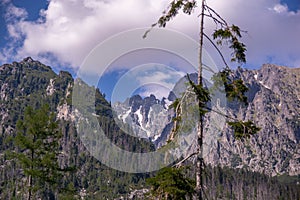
top-left (0, 57), bottom-right (299, 199)
top-left (114, 64), bottom-right (300, 176)
top-left (113, 94), bottom-right (173, 142)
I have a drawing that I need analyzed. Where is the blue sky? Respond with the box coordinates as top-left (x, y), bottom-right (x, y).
top-left (0, 0), bottom-right (48, 48)
top-left (0, 0), bottom-right (299, 101)
top-left (281, 0), bottom-right (300, 11)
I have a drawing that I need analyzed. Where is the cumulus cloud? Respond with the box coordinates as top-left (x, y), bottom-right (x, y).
top-left (141, 70), bottom-right (186, 100)
top-left (6, 0), bottom-right (174, 68)
top-left (110, 63), bottom-right (185, 102)
top-left (5, 4), bottom-right (28, 23)
top-left (206, 0), bottom-right (300, 68)
top-left (138, 85), bottom-right (171, 100)
top-left (136, 70), bottom-right (185, 90)
top-left (0, 3), bottom-right (27, 64)
top-left (1, 0), bottom-right (300, 69)
top-left (272, 3), bottom-right (289, 13)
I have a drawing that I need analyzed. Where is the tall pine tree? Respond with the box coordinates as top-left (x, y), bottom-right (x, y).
top-left (13, 105), bottom-right (62, 200)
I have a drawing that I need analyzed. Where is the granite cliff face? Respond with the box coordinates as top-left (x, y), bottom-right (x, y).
top-left (223, 64), bottom-right (300, 176)
top-left (113, 94), bottom-right (173, 143)
top-left (114, 64), bottom-right (300, 176)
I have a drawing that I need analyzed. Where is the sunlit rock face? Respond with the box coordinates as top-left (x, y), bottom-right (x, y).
top-left (1, 58), bottom-right (298, 177)
top-left (114, 64), bottom-right (300, 176)
top-left (113, 94), bottom-right (173, 143)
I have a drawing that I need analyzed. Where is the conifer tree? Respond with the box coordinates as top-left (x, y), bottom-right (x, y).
top-left (146, 167), bottom-right (195, 200)
top-left (145, 0), bottom-right (260, 199)
top-left (13, 105), bottom-right (62, 200)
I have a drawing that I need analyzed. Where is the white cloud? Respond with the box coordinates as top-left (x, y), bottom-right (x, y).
top-left (206, 0), bottom-right (300, 68)
top-left (4, 4), bottom-right (27, 41)
top-left (110, 63), bottom-right (185, 102)
top-left (4, 4), bottom-right (28, 23)
top-left (10, 0), bottom-right (173, 68)
top-left (1, 0), bottom-right (10, 5)
top-left (272, 3), bottom-right (289, 13)
top-left (1, 0), bottom-right (300, 69)
top-left (138, 70), bottom-right (184, 88)
top-left (134, 66), bottom-right (186, 99)
top-left (138, 85), bottom-right (171, 100)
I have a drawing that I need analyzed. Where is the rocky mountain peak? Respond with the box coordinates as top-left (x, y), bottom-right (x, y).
top-left (0, 59), bottom-right (156, 199)
top-left (128, 95), bottom-right (143, 112)
top-left (21, 56), bottom-right (34, 63)
top-left (114, 64), bottom-right (300, 176)
top-left (114, 94), bottom-right (172, 140)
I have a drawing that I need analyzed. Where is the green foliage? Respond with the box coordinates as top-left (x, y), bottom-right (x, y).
top-left (227, 79), bottom-right (248, 103)
top-left (228, 120), bottom-right (261, 139)
top-left (0, 59), bottom-right (155, 199)
top-left (169, 98), bottom-right (180, 110)
top-left (211, 69), bottom-right (248, 104)
top-left (204, 165), bottom-right (300, 200)
top-left (186, 74), bottom-right (210, 104)
top-left (148, 0), bottom-right (247, 65)
top-left (12, 104), bottom-right (62, 198)
top-left (146, 2), bottom-right (259, 199)
top-left (146, 167), bottom-right (195, 200)
top-left (154, 0), bottom-right (196, 28)
top-left (213, 25), bottom-right (247, 63)
top-left (169, 98), bottom-right (182, 133)
top-left (211, 70), bottom-right (260, 140)
top-left (186, 74), bottom-right (210, 115)
top-left (57, 183), bottom-right (77, 200)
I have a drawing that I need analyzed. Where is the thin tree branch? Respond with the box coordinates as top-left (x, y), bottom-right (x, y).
top-left (202, 63), bottom-right (217, 74)
top-left (182, 89), bottom-right (246, 125)
top-left (173, 151), bottom-right (198, 167)
top-left (203, 13), bottom-right (226, 27)
top-left (204, 5), bottom-right (228, 26)
top-left (203, 33), bottom-right (229, 69)
top-left (203, 105), bottom-right (235, 121)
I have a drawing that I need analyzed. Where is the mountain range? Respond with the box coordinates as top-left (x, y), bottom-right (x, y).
top-left (115, 64), bottom-right (300, 176)
top-left (0, 58), bottom-right (299, 199)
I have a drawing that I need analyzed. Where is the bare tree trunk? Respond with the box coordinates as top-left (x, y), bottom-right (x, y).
top-left (196, 0), bottom-right (205, 199)
top-left (27, 173), bottom-right (32, 200)
top-left (28, 149), bottom-right (34, 200)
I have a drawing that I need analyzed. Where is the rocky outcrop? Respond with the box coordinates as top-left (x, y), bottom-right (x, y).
top-left (239, 64), bottom-right (298, 175)
top-left (113, 94), bottom-right (173, 142)
top-left (114, 64), bottom-right (300, 176)
top-left (186, 64), bottom-right (300, 176)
